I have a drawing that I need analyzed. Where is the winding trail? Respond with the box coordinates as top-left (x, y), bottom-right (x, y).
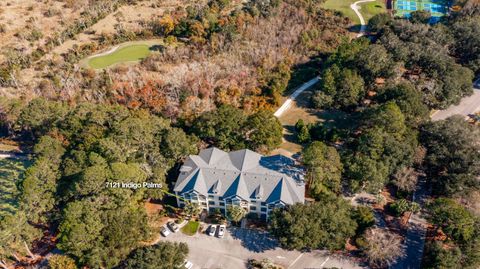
top-left (274, 0), bottom-right (373, 118)
top-left (350, 0), bottom-right (376, 37)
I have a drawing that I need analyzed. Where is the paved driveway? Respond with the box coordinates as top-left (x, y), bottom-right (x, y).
top-left (159, 226), bottom-right (364, 269)
top-left (431, 81), bottom-right (480, 121)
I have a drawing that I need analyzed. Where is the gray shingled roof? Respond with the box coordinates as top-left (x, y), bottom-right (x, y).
top-left (174, 148), bottom-right (305, 205)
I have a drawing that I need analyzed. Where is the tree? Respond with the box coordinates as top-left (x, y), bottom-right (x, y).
top-left (48, 254), bottom-right (77, 269)
top-left (315, 66), bottom-right (365, 110)
top-left (389, 199), bottom-right (420, 216)
top-left (355, 44), bottom-right (395, 82)
top-left (0, 212), bottom-right (42, 264)
top-left (368, 13), bottom-right (392, 32)
top-left (227, 205), bottom-right (247, 223)
top-left (245, 111), bottom-right (283, 151)
top-left (161, 127), bottom-right (198, 160)
top-left (18, 98), bottom-right (68, 138)
top-left (428, 198), bottom-right (476, 242)
top-left (345, 102), bottom-right (417, 192)
top-left (192, 105), bottom-right (246, 150)
top-left (352, 206), bottom-right (375, 234)
top-left (57, 200), bottom-right (104, 267)
top-left (297, 125), bottom-right (311, 144)
top-left (363, 228), bottom-right (404, 268)
top-left (302, 141), bottom-right (343, 197)
top-left (392, 166), bottom-right (418, 193)
top-left (21, 136), bottom-right (65, 223)
top-left (452, 17), bottom-right (480, 73)
top-left (423, 241), bottom-right (463, 269)
top-left (269, 197), bottom-right (357, 250)
top-left (123, 242), bottom-right (189, 269)
top-left (100, 207), bottom-right (150, 268)
top-left (376, 82), bottom-right (429, 127)
top-left (421, 116), bottom-right (480, 196)
top-left (335, 69), bottom-right (365, 109)
top-left (184, 202), bottom-right (201, 218)
top-left (410, 10), bottom-right (432, 24)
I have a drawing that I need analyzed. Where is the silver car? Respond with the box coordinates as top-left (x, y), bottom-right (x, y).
top-left (160, 225), bottom-right (171, 237)
top-left (208, 225), bottom-right (217, 236)
top-left (168, 221), bottom-right (180, 233)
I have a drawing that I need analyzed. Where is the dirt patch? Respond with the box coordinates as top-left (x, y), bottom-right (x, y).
top-left (0, 0), bottom-right (82, 61)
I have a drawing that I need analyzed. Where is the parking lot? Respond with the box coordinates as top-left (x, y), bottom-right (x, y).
top-left (159, 225), bottom-right (364, 269)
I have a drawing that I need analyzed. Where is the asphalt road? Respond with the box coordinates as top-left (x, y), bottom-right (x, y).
top-left (431, 81), bottom-right (480, 121)
top-left (390, 176), bottom-right (429, 269)
top-left (159, 227), bottom-right (364, 269)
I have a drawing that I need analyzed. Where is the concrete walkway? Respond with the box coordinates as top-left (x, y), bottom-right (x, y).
top-left (351, 0), bottom-right (376, 37)
top-left (274, 77), bottom-right (319, 118)
top-left (274, 0), bottom-right (375, 119)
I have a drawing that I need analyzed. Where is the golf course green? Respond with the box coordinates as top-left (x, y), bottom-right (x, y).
top-left (88, 44), bottom-right (152, 69)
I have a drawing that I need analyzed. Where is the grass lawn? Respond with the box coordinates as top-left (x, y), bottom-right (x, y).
top-left (88, 44), bottom-right (152, 69)
top-left (322, 0), bottom-right (386, 25)
top-left (0, 158), bottom-right (30, 218)
top-left (181, 220), bottom-right (200, 236)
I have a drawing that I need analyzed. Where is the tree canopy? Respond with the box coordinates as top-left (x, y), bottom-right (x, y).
top-left (302, 141), bottom-right (343, 198)
top-left (421, 116), bottom-right (480, 196)
top-left (123, 242), bottom-right (189, 269)
top-left (269, 197), bottom-right (357, 250)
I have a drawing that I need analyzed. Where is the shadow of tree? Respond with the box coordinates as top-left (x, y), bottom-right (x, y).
top-left (229, 227), bottom-right (278, 253)
top-left (284, 59), bottom-right (322, 96)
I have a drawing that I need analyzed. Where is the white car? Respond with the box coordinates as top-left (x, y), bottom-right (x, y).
top-left (168, 221), bottom-right (180, 233)
top-left (184, 260), bottom-right (193, 269)
top-left (208, 225), bottom-right (217, 236)
top-left (160, 225), bottom-right (171, 237)
top-left (217, 225), bottom-right (226, 238)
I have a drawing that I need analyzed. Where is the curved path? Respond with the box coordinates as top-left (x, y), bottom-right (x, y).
top-left (274, 1), bottom-right (373, 118)
top-left (350, 0), bottom-right (376, 37)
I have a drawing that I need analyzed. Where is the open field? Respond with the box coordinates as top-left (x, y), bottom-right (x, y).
top-left (322, 0), bottom-right (386, 24)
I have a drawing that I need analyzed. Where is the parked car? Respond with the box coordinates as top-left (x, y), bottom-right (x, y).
top-left (184, 260), bottom-right (193, 269)
top-left (217, 224), bottom-right (226, 238)
top-left (168, 221), bottom-right (180, 233)
top-left (208, 225), bottom-right (217, 236)
top-left (160, 225), bottom-right (171, 237)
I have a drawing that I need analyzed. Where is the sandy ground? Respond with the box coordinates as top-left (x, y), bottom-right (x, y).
top-left (0, 0), bottom-right (82, 61)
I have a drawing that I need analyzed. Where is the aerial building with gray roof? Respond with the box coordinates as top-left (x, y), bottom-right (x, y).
top-left (173, 147), bottom-right (305, 220)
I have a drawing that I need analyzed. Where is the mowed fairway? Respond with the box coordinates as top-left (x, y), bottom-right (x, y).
top-left (88, 44), bottom-right (151, 69)
top-left (322, 0), bottom-right (386, 24)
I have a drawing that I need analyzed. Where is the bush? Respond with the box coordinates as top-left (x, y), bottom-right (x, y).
top-left (389, 199), bottom-right (420, 216)
top-left (353, 206), bottom-right (375, 234)
top-left (48, 254), bottom-right (77, 269)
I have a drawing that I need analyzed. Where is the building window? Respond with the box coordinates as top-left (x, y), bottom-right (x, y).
top-left (261, 207), bottom-right (267, 212)
top-left (208, 195), bottom-right (215, 199)
top-left (219, 202), bottom-right (225, 206)
top-left (249, 206), bottom-right (256, 211)
top-left (261, 202), bottom-right (266, 206)
top-left (209, 201), bottom-right (215, 205)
